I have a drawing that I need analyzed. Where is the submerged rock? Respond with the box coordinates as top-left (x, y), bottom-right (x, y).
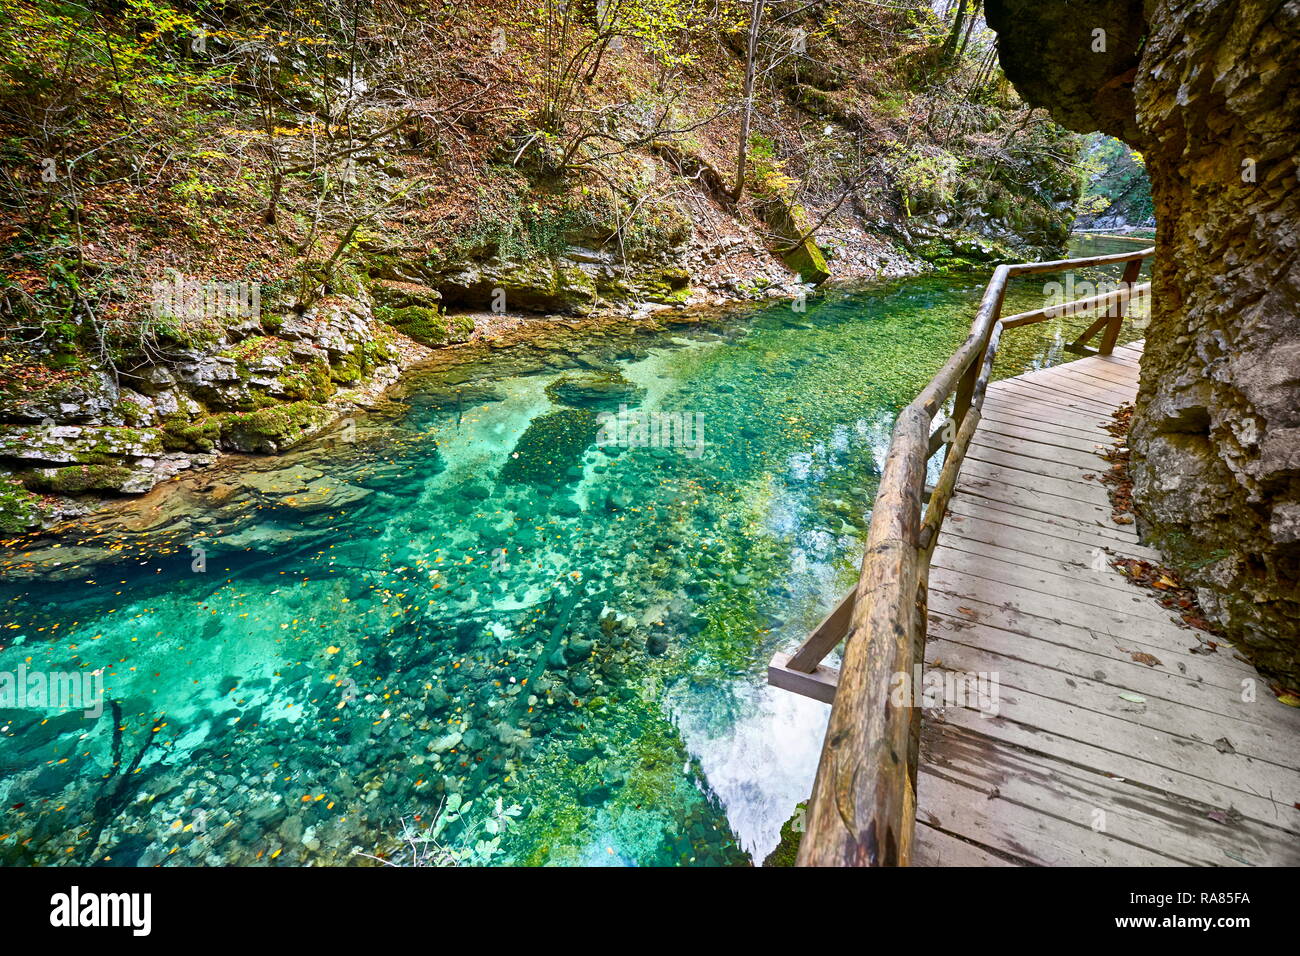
top-left (545, 371), bottom-right (645, 411)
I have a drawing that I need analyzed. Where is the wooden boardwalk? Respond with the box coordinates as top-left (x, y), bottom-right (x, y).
top-left (913, 342), bottom-right (1300, 866)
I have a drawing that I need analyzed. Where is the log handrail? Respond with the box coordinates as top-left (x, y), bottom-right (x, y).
top-left (780, 245), bottom-right (1155, 867)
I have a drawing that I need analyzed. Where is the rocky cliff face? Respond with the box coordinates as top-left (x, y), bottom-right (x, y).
top-left (985, 0), bottom-right (1300, 685)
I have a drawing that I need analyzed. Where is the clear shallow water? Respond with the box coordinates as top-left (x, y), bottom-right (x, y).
top-left (0, 237), bottom-right (1148, 866)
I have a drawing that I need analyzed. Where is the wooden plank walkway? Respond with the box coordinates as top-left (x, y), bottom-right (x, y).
top-left (913, 342), bottom-right (1300, 866)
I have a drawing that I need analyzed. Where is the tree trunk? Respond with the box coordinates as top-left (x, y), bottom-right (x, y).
top-left (731, 0), bottom-right (765, 203)
top-left (939, 0), bottom-right (969, 66)
top-left (955, 0), bottom-right (980, 60)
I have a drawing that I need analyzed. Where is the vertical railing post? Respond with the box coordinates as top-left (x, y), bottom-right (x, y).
top-left (951, 358), bottom-right (978, 439)
top-left (1099, 257), bottom-right (1144, 355)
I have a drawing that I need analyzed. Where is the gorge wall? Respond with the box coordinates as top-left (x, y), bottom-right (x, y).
top-left (985, 0), bottom-right (1300, 686)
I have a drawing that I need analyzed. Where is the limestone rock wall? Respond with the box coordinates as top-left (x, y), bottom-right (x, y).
top-left (985, 0), bottom-right (1300, 684)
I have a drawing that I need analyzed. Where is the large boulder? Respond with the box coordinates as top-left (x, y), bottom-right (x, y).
top-left (752, 176), bottom-right (832, 285)
top-left (215, 401), bottom-right (335, 454)
top-left (434, 257), bottom-right (601, 314)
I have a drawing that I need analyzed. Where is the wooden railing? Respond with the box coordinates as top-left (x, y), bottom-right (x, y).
top-left (768, 246), bottom-right (1155, 866)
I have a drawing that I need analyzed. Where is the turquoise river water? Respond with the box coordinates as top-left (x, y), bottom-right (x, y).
top-left (0, 236), bottom-right (1149, 866)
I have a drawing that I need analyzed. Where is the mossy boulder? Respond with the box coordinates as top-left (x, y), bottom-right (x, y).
top-left (555, 265), bottom-right (599, 311)
top-left (781, 239), bottom-right (831, 287)
top-left (21, 463), bottom-right (153, 495)
top-left (604, 265), bottom-right (692, 304)
top-left (753, 176), bottom-right (831, 286)
top-left (368, 279), bottom-right (443, 311)
top-left (214, 336), bottom-right (336, 404)
top-left (116, 389), bottom-right (159, 426)
top-left (216, 401), bottom-right (335, 454)
top-left (446, 314), bottom-right (475, 342)
top-left (280, 355), bottom-right (336, 403)
top-left (910, 229), bottom-right (1019, 270)
top-left (329, 328), bottom-right (400, 384)
top-left (377, 306), bottom-right (474, 348)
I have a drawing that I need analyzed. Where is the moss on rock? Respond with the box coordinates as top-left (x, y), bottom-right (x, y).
top-left (762, 802), bottom-right (807, 866)
top-left (545, 371), bottom-right (644, 411)
top-left (21, 464), bottom-right (145, 495)
top-left (753, 172), bottom-right (832, 286)
top-left (0, 477), bottom-right (46, 533)
top-left (378, 305), bottom-right (474, 348)
top-left (281, 355), bottom-right (336, 403)
top-left (161, 415), bottom-right (222, 452)
top-left (368, 279), bottom-right (443, 311)
top-left (781, 239), bottom-right (831, 287)
top-left (216, 401), bottom-right (335, 454)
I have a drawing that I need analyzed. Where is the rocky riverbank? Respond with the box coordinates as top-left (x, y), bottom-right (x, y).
top-left (0, 221), bottom-right (947, 539)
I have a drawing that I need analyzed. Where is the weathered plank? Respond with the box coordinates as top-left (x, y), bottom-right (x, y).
top-left (990, 378), bottom-right (1120, 417)
top-left (944, 494), bottom-right (1150, 551)
top-left (919, 723), bottom-right (1300, 866)
top-left (930, 549), bottom-right (1190, 630)
top-left (926, 612), bottom-right (1300, 731)
top-left (940, 509), bottom-right (1154, 571)
top-left (926, 585), bottom-right (1260, 687)
top-left (964, 443), bottom-right (1106, 487)
top-left (934, 701), bottom-right (1300, 837)
top-left (912, 821), bottom-right (1023, 866)
top-left (956, 463), bottom-right (1116, 523)
top-left (982, 392), bottom-right (1117, 434)
top-left (926, 637), bottom-right (1300, 769)
top-left (917, 764), bottom-right (1185, 865)
top-left (970, 428), bottom-right (1108, 471)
